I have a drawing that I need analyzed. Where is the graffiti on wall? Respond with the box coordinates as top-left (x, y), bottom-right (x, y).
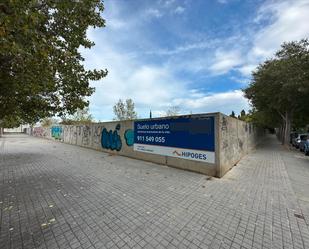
top-left (82, 126), bottom-right (91, 146)
top-left (124, 129), bottom-right (134, 146)
top-left (93, 126), bottom-right (101, 145)
top-left (71, 126), bottom-right (77, 144)
top-left (63, 126), bottom-right (70, 135)
top-left (33, 127), bottom-right (46, 137)
top-left (63, 126), bottom-right (69, 142)
top-left (101, 124), bottom-right (122, 151)
top-left (51, 126), bottom-right (62, 140)
top-left (221, 116), bottom-right (227, 131)
top-left (63, 126), bottom-right (77, 144)
top-left (78, 126), bottom-right (82, 136)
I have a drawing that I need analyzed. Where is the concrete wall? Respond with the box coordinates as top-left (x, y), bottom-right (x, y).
top-left (26, 113), bottom-right (262, 177)
top-left (217, 113), bottom-right (262, 177)
top-left (59, 116), bottom-right (218, 176)
top-left (4, 124), bottom-right (30, 133)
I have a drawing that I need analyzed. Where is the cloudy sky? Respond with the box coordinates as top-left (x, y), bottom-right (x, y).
top-left (81, 0), bottom-right (309, 121)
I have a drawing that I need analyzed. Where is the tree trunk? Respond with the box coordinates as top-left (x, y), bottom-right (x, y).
top-left (283, 111), bottom-right (292, 147)
top-left (280, 123), bottom-right (285, 144)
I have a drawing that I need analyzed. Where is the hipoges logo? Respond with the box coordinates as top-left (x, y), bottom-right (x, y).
top-left (172, 150), bottom-right (181, 156)
top-left (173, 150), bottom-right (207, 160)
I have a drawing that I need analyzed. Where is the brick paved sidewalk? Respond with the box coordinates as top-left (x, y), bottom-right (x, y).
top-left (0, 134), bottom-right (308, 249)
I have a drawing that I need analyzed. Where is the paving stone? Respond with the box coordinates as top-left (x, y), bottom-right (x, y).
top-left (0, 134), bottom-right (308, 249)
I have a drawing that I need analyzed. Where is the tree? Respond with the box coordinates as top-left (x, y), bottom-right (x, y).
top-left (71, 107), bottom-right (93, 123)
top-left (113, 99), bottom-right (137, 120)
top-left (165, 106), bottom-right (180, 117)
top-left (0, 114), bottom-right (22, 128)
top-left (230, 111), bottom-right (236, 118)
top-left (244, 39), bottom-right (309, 146)
top-left (0, 1), bottom-right (107, 125)
top-left (238, 109), bottom-right (247, 121)
top-left (246, 109), bottom-right (281, 128)
top-left (60, 107), bottom-right (93, 125)
top-left (41, 118), bottom-right (58, 127)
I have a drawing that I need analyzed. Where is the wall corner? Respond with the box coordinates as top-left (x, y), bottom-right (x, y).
top-left (215, 113), bottom-right (222, 177)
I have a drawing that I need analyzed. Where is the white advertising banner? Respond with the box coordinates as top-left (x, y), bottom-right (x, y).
top-left (134, 143), bottom-right (215, 163)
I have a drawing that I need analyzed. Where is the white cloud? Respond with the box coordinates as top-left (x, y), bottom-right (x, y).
top-left (144, 3), bottom-right (185, 19)
top-left (146, 40), bottom-right (218, 56)
top-left (174, 6), bottom-right (185, 14)
top-left (217, 0), bottom-right (228, 4)
top-left (81, 1), bottom-right (270, 120)
top-left (199, 0), bottom-right (309, 77)
top-left (229, 76), bottom-right (250, 85)
top-left (102, 0), bottom-right (127, 30)
top-left (237, 64), bottom-right (256, 77)
top-left (173, 90), bottom-right (250, 115)
top-left (239, 0), bottom-right (309, 76)
top-left (151, 110), bottom-right (166, 117)
top-left (209, 50), bottom-right (243, 75)
top-left (107, 18), bottom-right (126, 30)
top-left (145, 8), bottom-right (163, 18)
top-left (83, 29), bottom-right (249, 120)
top-left (160, 0), bottom-right (176, 7)
top-left (104, 0), bottom-right (309, 82)
top-left (149, 90), bottom-right (249, 118)
top-left (252, 0), bottom-right (309, 57)
top-left (82, 32), bottom-right (188, 120)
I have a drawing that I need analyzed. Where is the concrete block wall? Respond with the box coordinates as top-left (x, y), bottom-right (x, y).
top-left (27, 113), bottom-right (262, 177)
top-left (217, 113), bottom-right (262, 177)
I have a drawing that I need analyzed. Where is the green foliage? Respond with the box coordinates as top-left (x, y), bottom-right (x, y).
top-left (238, 109), bottom-right (252, 122)
top-left (229, 111), bottom-right (236, 118)
top-left (41, 117), bottom-right (58, 127)
top-left (244, 39), bottom-right (309, 122)
top-left (293, 115), bottom-right (309, 130)
top-left (243, 39), bottom-right (309, 144)
top-left (0, 114), bottom-right (22, 128)
top-left (60, 107), bottom-right (93, 125)
top-left (41, 118), bottom-right (53, 128)
top-left (0, 0), bottom-right (107, 125)
top-left (113, 99), bottom-right (138, 120)
top-left (245, 109), bottom-right (280, 128)
top-left (165, 105), bottom-right (180, 117)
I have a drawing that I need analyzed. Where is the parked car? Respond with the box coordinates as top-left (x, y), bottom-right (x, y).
top-left (292, 133), bottom-right (308, 148)
top-left (304, 139), bottom-right (309, 156)
top-left (292, 134), bottom-right (300, 147)
top-left (299, 135), bottom-right (309, 152)
top-left (290, 132), bottom-right (298, 144)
